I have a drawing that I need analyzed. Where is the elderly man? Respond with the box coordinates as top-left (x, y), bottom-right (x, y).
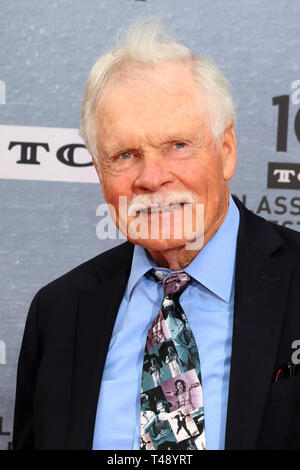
top-left (13, 20), bottom-right (300, 450)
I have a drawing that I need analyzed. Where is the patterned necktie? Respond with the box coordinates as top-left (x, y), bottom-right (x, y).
top-left (140, 270), bottom-right (205, 451)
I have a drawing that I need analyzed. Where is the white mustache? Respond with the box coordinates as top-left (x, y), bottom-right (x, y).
top-left (127, 191), bottom-right (197, 216)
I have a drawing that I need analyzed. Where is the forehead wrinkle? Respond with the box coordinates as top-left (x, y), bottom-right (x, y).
top-left (100, 127), bottom-right (206, 158)
top-left (109, 133), bottom-right (190, 154)
top-left (142, 126), bottom-right (206, 147)
top-left (100, 134), bottom-right (143, 156)
top-left (96, 72), bottom-right (210, 158)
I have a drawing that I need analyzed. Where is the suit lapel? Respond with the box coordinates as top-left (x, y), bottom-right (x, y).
top-left (225, 200), bottom-right (293, 449)
top-left (66, 242), bottom-right (134, 449)
top-left (64, 201), bottom-right (294, 450)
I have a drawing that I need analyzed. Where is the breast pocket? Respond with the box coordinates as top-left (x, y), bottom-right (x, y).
top-left (267, 375), bottom-right (300, 402)
top-left (257, 375), bottom-right (300, 449)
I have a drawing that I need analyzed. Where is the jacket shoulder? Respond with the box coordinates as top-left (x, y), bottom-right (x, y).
top-left (271, 220), bottom-right (300, 247)
top-left (233, 195), bottom-right (300, 260)
top-left (38, 241), bottom-right (133, 299)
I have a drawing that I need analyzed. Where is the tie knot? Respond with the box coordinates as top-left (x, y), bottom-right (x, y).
top-left (151, 269), bottom-right (191, 296)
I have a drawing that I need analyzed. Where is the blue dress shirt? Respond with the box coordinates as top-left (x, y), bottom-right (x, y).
top-left (92, 195), bottom-right (240, 450)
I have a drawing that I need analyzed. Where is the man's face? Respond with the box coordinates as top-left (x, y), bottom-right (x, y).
top-left (95, 62), bottom-right (236, 253)
top-left (176, 381), bottom-right (184, 393)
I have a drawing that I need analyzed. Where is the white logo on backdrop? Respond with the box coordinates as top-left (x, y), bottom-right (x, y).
top-left (0, 125), bottom-right (98, 184)
top-left (0, 80), bottom-right (5, 104)
top-left (0, 340), bottom-right (6, 365)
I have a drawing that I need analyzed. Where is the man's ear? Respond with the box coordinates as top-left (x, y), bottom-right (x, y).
top-left (220, 121), bottom-right (237, 181)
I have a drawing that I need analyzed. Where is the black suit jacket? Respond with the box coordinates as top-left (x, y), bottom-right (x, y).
top-left (13, 197), bottom-right (300, 450)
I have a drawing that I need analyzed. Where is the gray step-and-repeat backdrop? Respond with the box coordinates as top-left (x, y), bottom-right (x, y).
top-left (0, 0), bottom-right (299, 450)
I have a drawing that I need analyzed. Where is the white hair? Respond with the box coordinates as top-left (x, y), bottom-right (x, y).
top-left (79, 17), bottom-right (236, 168)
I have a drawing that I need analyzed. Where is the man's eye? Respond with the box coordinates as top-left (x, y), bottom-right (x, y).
top-left (174, 142), bottom-right (186, 149)
top-left (119, 152), bottom-right (133, 160)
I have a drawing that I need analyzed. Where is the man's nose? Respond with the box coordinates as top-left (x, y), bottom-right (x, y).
top-left (134, 153), bottom-right (173, 192)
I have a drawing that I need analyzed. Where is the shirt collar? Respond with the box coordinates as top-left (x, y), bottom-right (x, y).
top-left (184, 195), bottom-right (239, 302)
top-left (126, 195), bottom-right (240, 303)
top-left (126, 242), bottom-right (156, 299)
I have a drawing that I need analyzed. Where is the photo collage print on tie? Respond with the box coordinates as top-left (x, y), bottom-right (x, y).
top-left (140, 290), bottom-right (205, 450)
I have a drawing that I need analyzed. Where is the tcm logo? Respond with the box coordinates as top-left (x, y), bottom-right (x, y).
top-left (0, 340), bottom-right (6, 365)
top-left (8, 141), bottom-right (92, 167)
top-left (268, 163), bottom-right (300, 189)
top-left (269, 81), bottom-right (300, 190)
